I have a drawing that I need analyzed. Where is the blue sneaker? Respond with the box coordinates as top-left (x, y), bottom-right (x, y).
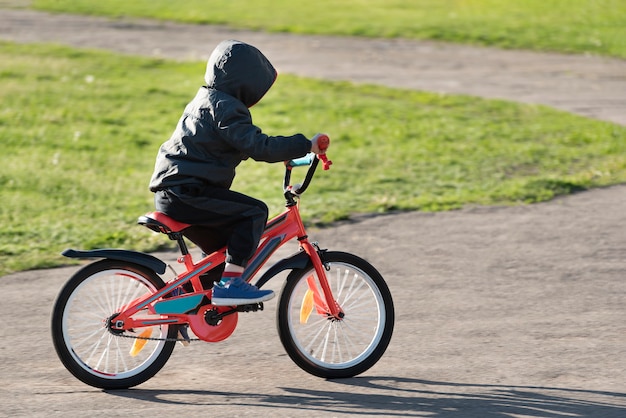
top-left (211, 277), bottom-right (274, 306)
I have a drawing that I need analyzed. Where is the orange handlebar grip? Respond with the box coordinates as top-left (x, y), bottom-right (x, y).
top-left (317, 134), bottom-right (330, 151)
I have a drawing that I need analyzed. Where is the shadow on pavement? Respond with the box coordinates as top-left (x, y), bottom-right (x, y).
top-left (105, 376), bottom-right (626, 417)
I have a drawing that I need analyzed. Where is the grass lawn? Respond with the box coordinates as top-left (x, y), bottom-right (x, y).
top-left (31, 0), bottom-right (626, 58)
top-left (1, 42), bottom-right (625, 276)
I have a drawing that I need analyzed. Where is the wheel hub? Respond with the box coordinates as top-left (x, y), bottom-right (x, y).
top-left (105, 313), bottom-right (124, 335)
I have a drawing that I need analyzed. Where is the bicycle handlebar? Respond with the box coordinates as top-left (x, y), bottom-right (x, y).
top-left (284, 135), bottom-right (332, 198)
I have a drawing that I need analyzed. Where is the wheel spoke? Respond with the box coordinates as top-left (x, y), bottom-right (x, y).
top-left (334, 268), bottom-right (349, 300)
top-left (335, 323), bottom-right (354, 361)
top-left (114, 334), bottom-right (129, 373)
top-left (89, 331), bottom-right (110, 371)
top-left (344, 296), bottom-right (378, 315)
top-left (339, 273), bottom-right (367, 307)
top-left (317, 322), bottom-right (333, 362)
top-left (304, 317), bottom-right (331, 354)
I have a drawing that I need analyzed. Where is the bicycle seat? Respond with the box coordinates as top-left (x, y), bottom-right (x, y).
top-left (137, 211), bottom-right (191, 234)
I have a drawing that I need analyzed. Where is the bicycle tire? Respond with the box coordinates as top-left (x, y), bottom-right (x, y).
top-left (277, 251), bottom-right (394, 378)
top-left (51, 259), bottom-right (177, 389)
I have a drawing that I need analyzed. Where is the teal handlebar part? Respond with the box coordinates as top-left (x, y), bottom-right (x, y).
top-left (287, 153), bottom-right (315, 168)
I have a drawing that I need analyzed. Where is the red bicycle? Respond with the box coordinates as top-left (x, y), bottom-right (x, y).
top-left (51, 141), bottom-right (394, 389)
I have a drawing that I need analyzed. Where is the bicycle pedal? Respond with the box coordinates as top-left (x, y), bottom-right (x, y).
top-left (236, 302), bottom-right (264, 313)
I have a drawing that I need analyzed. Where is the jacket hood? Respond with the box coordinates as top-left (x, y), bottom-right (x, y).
top-left (204, 40), bottom-right (277, 108)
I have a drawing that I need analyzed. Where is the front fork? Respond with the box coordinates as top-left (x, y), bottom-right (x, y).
top-left (300, 240), bottom-right (344, 320)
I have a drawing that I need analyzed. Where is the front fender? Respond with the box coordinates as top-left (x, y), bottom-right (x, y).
top-left (62, 248), bottom-right (167, 275)
top-left (253, 250), bottom-right (311, 289)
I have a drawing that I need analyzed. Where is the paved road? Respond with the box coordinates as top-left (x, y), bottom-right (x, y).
top-left (0, 9), bottom-right (625, 126)
top-left (2, 186), bottom-right (625, 417)
top-left (0, 8), bottom-right (625, 418)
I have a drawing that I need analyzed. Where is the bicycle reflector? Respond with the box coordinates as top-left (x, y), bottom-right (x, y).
top-left (129, 328), bottom-right (153, 357)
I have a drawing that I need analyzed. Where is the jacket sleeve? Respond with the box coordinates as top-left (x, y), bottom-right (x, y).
top-left (216, 100), bottom-right (312, 163)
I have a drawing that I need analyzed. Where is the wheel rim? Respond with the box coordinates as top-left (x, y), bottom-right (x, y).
top-left (287, 262), bottom-right (387, 369)
top-left (61, 269), bottom-right (170, 379)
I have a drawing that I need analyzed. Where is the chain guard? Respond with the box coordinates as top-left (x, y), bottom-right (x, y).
top-left (188, 305), bottom-right (238, 342)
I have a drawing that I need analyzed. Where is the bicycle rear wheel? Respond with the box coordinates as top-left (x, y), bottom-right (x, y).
top-left (277, 251), bottom-right (394, 378)
top-left (51, 259), bottom-right (177, 389)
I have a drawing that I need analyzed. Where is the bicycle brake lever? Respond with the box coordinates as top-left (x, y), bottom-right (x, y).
top-left (318, 154), bottom-right (332, 170)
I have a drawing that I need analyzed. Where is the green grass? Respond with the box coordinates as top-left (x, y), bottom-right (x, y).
top-left (31, 0), bottom-right (626, 58)
top-left (1, 41), bottom-right (625, 276)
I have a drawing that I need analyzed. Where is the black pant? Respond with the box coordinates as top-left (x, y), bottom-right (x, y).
top-left (155, 184), bottom-right (268, 268)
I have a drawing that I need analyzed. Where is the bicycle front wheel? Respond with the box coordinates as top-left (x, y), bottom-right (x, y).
top-left (277, 251), bottom-right (394, 378)
top-left (51, 259), bottom-right (177, 389)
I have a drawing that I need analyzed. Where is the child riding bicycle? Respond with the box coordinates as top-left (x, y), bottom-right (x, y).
top-left (149, 39), bottom-right (328, 306)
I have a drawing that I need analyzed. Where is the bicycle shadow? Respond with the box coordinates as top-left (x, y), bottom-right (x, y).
top-left (106, 376), bottom-right (626, 417)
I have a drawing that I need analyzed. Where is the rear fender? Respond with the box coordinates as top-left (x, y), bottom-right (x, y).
top-left (62, 248), bottom-right (167, 275)
top-left (254, 251), bottom-right (311, 289)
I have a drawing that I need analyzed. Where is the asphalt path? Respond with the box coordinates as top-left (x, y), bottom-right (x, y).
top-left (0, 8), bottom-right (625, 418)
top-left (0, 9), bottom-right (625, 126)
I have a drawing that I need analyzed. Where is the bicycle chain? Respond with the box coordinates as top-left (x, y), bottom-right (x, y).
top-left (113, 330), bottom-right (199, 343)
top-left (107, 314), bottom-right (197, 342)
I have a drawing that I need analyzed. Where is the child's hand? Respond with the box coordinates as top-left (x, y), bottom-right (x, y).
top-left (311, 133), bottom-right (330, 154)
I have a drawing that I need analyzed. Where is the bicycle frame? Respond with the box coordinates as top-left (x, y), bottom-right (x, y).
top-left (108, 156), bottom-right (342, 339)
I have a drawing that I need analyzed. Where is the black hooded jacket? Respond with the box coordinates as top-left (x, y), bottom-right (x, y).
top-left (149, 40), bottom-right (311, 191)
